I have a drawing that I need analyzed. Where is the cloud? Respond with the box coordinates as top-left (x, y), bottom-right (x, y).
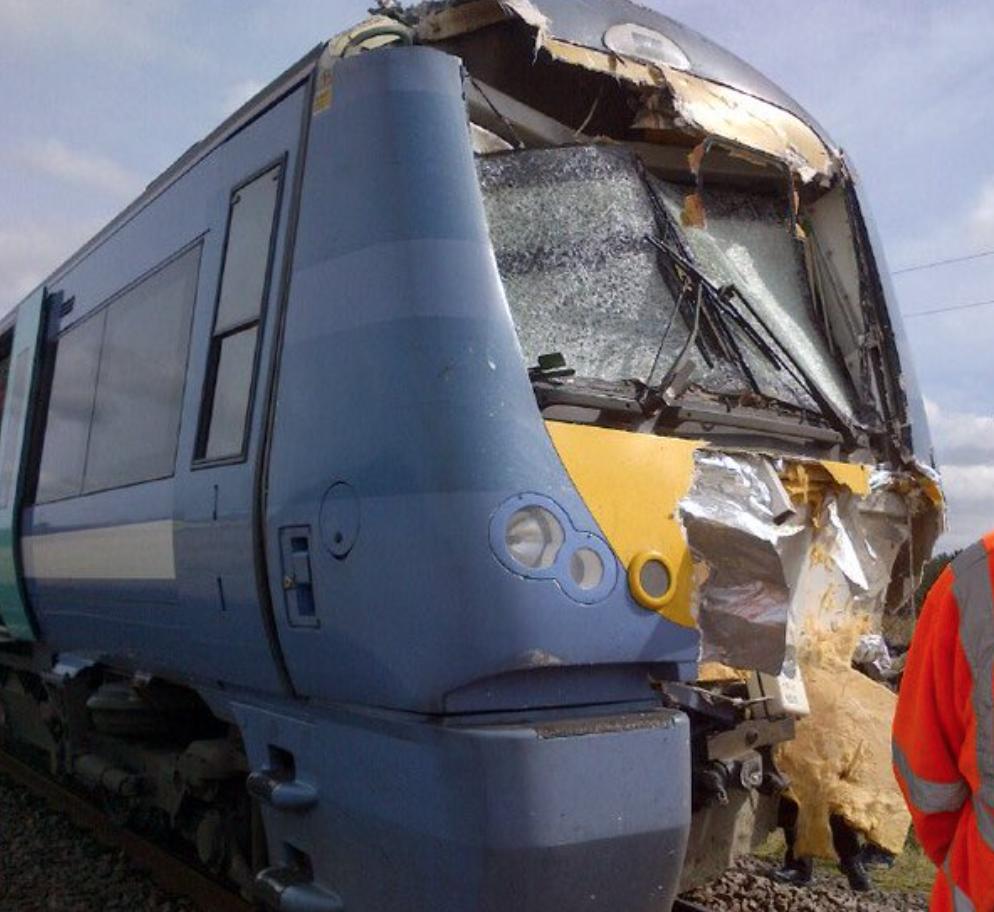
top-left (926, 399), bottom-right (994, 466)
top-left (222, 79), bottom-right (267, 117)
top-left (936, 465), bottom-right (994, 551)
top-left (17, 140), bottom-right (143, 200)
top-left (0, 0), bottom-right (195, 63)
top-left (968, 178), bottom-right (994, 248)
top-left (924, 399), bottom-right (994, 551)
top-left (0, 221), bottom-right (100, 315)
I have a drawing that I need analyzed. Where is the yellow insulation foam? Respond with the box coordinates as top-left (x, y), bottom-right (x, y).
top-left (775, 619), bottom-right (910, 858)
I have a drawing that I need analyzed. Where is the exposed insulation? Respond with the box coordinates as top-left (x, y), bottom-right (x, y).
top-left (641, 71), bottom-right (835, 184)
top-left (415, 0), bottom-right (506, 41)
top-left (413, 0), bottom-right (836, 183)
top-left (776, 618), bottom-right (911, 859)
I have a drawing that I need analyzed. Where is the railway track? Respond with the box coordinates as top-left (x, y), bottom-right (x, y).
top-left (672, 900), bottom-right (716, 912)
top-left (0, 748), bottom-right (252, 912)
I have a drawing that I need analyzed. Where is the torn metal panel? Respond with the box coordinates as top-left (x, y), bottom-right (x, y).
top-left (677, 447), bottom-right (939, 861)
top-left (634, 72), bottom-right (835, 184)
top-left (414, 0), bottom-right (508, 41)
top-left (679, 450), bottom-right (934, 674)
top-left (410, 0), bottom-right (837, 183)
top-left (679, 452), bottom-right (807, 674)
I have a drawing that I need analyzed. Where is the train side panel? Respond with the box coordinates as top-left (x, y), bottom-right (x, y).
top-left (19, 83), bottom-right (311, 694)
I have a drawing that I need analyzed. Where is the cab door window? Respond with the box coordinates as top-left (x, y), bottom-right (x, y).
top-left (197, 164), bottom-right (283, 463)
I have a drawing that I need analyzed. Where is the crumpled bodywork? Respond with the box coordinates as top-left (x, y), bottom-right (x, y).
top-left (683, 452), bottom-right (940, 674)
top-left (334, 0), bottom-right (944, 877)
top-left (679, 448), bottom-right (939, 862)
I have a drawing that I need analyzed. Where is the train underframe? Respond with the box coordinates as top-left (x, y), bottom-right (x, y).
top-left (0, 645), bottom-right (797, 908)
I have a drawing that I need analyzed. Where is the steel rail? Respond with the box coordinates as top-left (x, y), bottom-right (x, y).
top-left (0, 748), bottom-right (253, 912)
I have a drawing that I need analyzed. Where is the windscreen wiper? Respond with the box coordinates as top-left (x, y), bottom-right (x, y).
top-left (635, 155), bottom-right (855, 441)
top-left (645, 235), bottom-right (855, 442)
top-left (636, 158), bottom-right (769, 394)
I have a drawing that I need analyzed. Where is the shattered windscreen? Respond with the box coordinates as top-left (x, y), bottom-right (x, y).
top-left (477, 146), bottom-right (671, 384)
top-left (477, 145), bottom-right (857, 421)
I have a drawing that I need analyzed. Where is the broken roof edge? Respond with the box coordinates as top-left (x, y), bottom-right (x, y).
top-left (384, 0), bottom-right (840, 184)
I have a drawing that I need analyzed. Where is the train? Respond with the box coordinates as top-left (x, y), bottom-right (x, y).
top-left (0, 2), bottom-right (942, 910)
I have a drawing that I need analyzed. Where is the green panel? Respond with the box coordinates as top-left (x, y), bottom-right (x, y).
top-left (0, 288), bottom-right (46, 640)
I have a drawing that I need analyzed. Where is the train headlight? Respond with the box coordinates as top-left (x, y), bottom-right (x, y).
top-left (628, 551), bottom-right (675, 610)
top-left (569, 547), bottom-right (604, 591)
top-left (505, 506), bottom-right (565, 570)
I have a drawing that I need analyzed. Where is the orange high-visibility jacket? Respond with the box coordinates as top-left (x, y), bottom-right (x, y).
top-left (893, 532), bottom-right (994, 912)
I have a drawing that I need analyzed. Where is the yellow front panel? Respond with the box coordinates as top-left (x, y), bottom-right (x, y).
top-left (545, 421), bottom-right (701, 628)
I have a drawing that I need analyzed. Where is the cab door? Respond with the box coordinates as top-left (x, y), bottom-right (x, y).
top-left (0, 287), bottom-right (46, 640)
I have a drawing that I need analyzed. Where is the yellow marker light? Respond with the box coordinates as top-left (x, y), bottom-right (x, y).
top-left (628, 551), bottom-right (675, 611)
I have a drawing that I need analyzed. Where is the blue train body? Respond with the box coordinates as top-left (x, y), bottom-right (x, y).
top-left (0, 3), bottom-right (933, 910)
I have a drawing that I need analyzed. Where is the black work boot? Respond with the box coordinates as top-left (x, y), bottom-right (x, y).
top-left (772, 856), bottom-right (813, 886)
top-left (840, 855), bottom-right (873, 892)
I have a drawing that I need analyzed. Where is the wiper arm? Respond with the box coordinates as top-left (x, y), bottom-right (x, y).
top-left (636, 158), bottom-right (756, 388)
top-left (646, 236), bottom-right (855, 441)
top-left (644, 235), bottom-right (762, 396)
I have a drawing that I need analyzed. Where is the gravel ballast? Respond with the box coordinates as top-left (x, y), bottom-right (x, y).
top-left (0, 766), bottom-right (930, 912)
top-left (683, 856), bottom-right (929, 912)
top-left (0, 772), bottom-right (197, 912)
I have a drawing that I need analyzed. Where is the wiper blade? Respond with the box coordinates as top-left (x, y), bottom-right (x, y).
top-left (645, 235), bottom-right (855, 442)
top-left (644, 235), bottom-right (761, 395)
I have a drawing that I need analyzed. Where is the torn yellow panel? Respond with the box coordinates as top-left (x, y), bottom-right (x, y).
top-left (658, 70), bottom-right (834, 183)
top-left (545, 421), bottom-right (701, 627)
top-left (820, 460), bottom-right (871, 496)
top-left (415, 0), bottom-right (507, 42)
top-left (776, 619), bottom-right (911, 858)
top-left (541, 37), bottom-right (667, 87)
top-left (781, 460), bottom-right (872, 514)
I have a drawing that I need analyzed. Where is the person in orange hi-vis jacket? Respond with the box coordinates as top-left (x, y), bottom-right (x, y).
top-left (893, 532), bottom-right (994, 911)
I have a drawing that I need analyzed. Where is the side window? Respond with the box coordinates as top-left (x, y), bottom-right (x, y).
top-left (35, 311), bottom-right (105, 503)
top-left (197, 164), bottom-right (282, 462)
top-left (34, 245), bottom-right (201, 504)
top-left (83, 246), bottom-right (200, 493)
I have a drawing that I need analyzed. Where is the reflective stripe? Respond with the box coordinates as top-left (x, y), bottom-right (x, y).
top-left (952, 542), bottom-right (994, 845)
top-left (944, 856), bottom-right (975, 912)
top-left (893, 741), bottom-right (968, 814)
top-left (22, 521), bottom-right (176, 581)
top-left (973, 796), bottom-right (994, 853)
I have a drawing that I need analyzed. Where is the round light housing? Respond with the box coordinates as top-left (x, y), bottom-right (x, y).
top-left (628, 551), bottom-right (675, 611)
top-left (569, 547), bottom-right (604, 591)
top-left (640, 559), bottom-right (671, 599)
top-left (505, 506), bottom-right (564, 570)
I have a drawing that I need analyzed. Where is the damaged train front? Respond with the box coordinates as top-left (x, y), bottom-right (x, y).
top-left (383, 0), bottom-right (946, 891)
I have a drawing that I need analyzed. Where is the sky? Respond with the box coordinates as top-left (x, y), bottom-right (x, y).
top-left (0, 0), bottom-right (992, 549)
